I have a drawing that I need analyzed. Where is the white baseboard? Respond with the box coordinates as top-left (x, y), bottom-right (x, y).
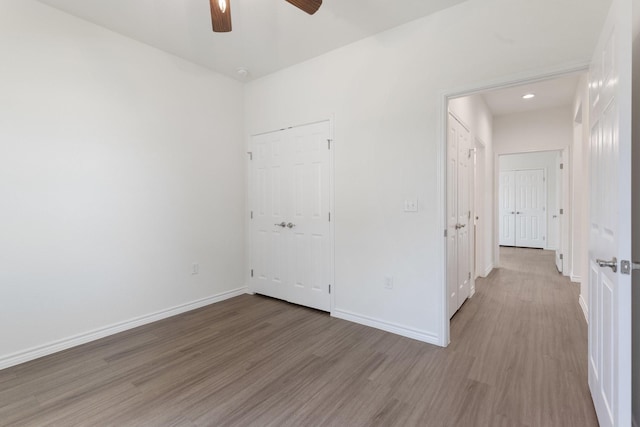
top-left (570, 274), bottom-right (582, 283)
top-left (578, 294), bottom-right (588, 324)
top-left (0, 287), bottom-right (248, 371)
top-left (482, 263), bottom-right (494, 278)
top-left (332, 309), bottom-right (440, 346)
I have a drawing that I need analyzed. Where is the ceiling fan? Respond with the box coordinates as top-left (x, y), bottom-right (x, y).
top-left (210, 0), bottom-right (322, 32)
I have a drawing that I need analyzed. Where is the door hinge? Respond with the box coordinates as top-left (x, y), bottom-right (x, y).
top-left (560, 208), bottom-right (564, 215)
top-left (250, 211), bottom-right (254, 219)
top-left (560, 163), bottom-right (564, 170)
top-left (328, 139), bottom-right (332, 150)
top-left (247, 151), bottom-right (253, 160)
top-left (468, 272), bottom-right (471, 280)
top-left (444, 229), bottom-right (448, 237)
top-left (251, 269), bottom-right (254, 278)
top-left (329, 284), bottom-right (331, 294)
top-left (620, 260), bottom-right (640, 275)
top-left (328, 212), bottom-right (331, 222)
top-left (559, 254), bottom-right (563, 260)
top-left (468, 211), bottom-right (471, 219)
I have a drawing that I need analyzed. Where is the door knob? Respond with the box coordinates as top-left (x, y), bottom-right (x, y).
top-left (596, 257), bottom-right (618, 273)
top-left (510, 211), bottom-right (515, 214)
top-left (287, 222), bottom-right (296, 229)
top-left (274, 222), bottom-right (286, 228)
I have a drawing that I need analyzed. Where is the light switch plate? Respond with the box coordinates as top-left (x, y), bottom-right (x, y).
top-left (404, 198), bottom-right (418, 212)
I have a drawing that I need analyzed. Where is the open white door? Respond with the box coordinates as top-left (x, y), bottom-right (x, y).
top-left (587, 0), bottom-right (633, 425)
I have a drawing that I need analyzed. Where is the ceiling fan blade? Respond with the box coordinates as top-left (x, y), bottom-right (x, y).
top-left (285, 0), bottom-right (322, 15)
top-left (210, 0), bottom-right (232, 32)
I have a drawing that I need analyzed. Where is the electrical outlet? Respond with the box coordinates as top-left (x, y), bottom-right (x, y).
top-left (192, 263), bottom-right (199, 275)
top-left (384, 275), bottom-right (394, 289)
top-left (404, 198), bottom-right (418, 212)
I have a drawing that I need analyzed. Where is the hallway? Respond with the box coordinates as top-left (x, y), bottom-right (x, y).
top-left (448, 247), bottom-right (598, 426)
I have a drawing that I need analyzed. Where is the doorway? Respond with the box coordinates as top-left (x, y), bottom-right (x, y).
top-left (496, 150), bottom-right (567, 269)
top-left (441, 68), bottom-right (588, 346)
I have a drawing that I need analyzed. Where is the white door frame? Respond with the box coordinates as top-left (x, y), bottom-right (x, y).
top-left (438, 63), bottom-right (588, 346)
top-left (246, 118), bottom-right (336, 313)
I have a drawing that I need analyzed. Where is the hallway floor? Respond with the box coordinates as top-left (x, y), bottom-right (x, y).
top-left (1, 248), bottom-right (598, 426)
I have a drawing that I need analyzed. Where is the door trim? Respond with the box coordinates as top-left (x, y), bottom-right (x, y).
top-left (246, 118), bottom-right (336, 314)
top-left (438, 62), bottom-right (589, 346)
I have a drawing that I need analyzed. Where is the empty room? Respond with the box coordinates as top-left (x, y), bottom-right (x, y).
top-left (1, 0), bottom-right (638, 426)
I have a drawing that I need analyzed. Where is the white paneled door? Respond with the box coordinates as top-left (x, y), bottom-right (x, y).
top-left (498, 171), bottom-right (516, 246)
top-left (250, 121), bottom-right (332, 312)
top-left (554, 155), bottom-right (563, 273)
top-left (447, 113), bottom-right (471, 318)
top-left (498, 169), bottom-right (546, 249)
top-left (587, 0), bottom-right (632, 425)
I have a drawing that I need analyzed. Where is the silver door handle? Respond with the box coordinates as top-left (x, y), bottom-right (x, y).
top-left (287, 222), bottom-right (296, 229)
top-left (596, 257), bottom-right (618, 273)
top-left (274, 222), bottom-right (286, 228)
top-left (455, 224), bottom-right (466, 229)
top-left (516, 211), bottom-right (522, 215)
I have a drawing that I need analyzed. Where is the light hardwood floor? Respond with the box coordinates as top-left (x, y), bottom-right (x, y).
top-left (1, 248), bottom-right (598, 426)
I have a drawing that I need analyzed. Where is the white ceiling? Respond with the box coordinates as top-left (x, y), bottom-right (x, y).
top-left (482, 73), bottom-right (583, 117)
top-left (36, 0), bottom-right (467, 81)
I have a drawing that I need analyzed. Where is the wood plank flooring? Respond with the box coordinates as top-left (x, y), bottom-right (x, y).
top-left (0, 248), bottom-right (598, 426)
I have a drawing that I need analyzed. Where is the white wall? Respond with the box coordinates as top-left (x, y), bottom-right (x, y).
top-left (244, 0), bottom-right (608, 344)
top-left (0, 0), bottom-right (246, 366)
top-left (493, 107), bottom-right (574, 155)
top-left (499, 151), bottom-right (560, 250)
top-left (449, 95), bottom-right (494, 279)
top-left (572, 75), bottom-right (590, 318)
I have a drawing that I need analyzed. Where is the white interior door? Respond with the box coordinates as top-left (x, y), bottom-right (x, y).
top-left (498, 171), bottom-right (516, 246)
top-left (555, 155), bottom-right (563, 273)
top-left (587, 0), bottom-right (632, 425)
top-left (287, 123), bottom-right (332, 311)
top-left (456, 121), bottom-right (471, 309)
top-left (251, 130), bottom-right (290, 302)
top-left (514, 169), bottom-right (546, 249)
top-left (447, 113), bottom-right (471, 318)
top-left (251, 121), bottom-right (332, 312)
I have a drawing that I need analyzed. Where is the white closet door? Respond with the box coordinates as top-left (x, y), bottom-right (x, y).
top-left (498, 171), bottom-right (516, 246)
top-left (514, 169), bottom-right (546, 249)
top-left (251, 121), bottom-right (332, 312)
top-left (287, 122), bottom-right (332, 312)
top-left (447, 113), bottom-right (471, 318)
top-left (446, 115), bottom-right (459, 318)
top-left (456, 120), bottom-right (471, 310)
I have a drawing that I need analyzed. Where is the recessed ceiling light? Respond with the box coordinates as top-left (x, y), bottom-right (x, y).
top-left (522, 93), bottom-right (536, 100)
